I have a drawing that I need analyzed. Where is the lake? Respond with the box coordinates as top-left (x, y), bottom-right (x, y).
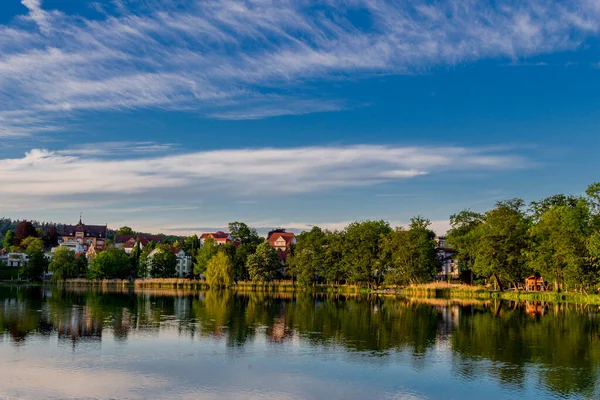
top-left (0, 286), bottom-right (599, 399)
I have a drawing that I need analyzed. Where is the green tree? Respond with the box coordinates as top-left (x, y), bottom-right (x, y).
top-left (21, 250), bottom-right (49, 281)
top-left (149, 244), bottom-right (177, 278)
top-left (88, 248), bottom-right (131, 279)
top-left (229, 222), bottom-right (262, 245)
top-left (194, 237), bottom-right (218, 276)
top-left (20, 236), bottom-right (44, 254)
top-left (129, 239), bottom-right (142, 279)
top-left (116, 226), bottom-right (135, 235)
top-left (473, 199), bottom-right (531, 290)
top-left (380, 217), bottom-right (439, 285)
top-left (49, 247), bottom-right (78, 281)
top-left (288, 226), bottom-right (326, 287)
top-left (138, 244), bottom-right (156, 278)
top-left (220, 241), bottom-right (237, 263)
top-left (247, 242), bottom-right (281, 282)
top-left (3, 230), bottom-right (16, 250)
top-left (342, 220), bottom-right (391, 287)
top-left (586, 182), bottom-right (600, 232)
top-left (233, 243), bottom-right (253, 280)
top-left (447, 210), bottom-right (485, 283)
top-left (530, 194), bottom-right (580, 221)
top-left (322, 231), bottom-right (346, 284)
top-left (182, 235), bottom-right (201, 259)
top-left (528, 200), bottom-right (594, 291)
top-left (206, 252), bottom-right (235, 288)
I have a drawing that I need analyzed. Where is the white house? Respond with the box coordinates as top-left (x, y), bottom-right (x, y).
top-left (174, 249), bottom-right (193, 277)
top-left (0, 252), bottom-right (28, 268)
top-left (435, 236), bottom-right (459, 280)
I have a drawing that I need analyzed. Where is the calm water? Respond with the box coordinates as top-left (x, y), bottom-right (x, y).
top-left (1, 287), bottom-right (599, 400)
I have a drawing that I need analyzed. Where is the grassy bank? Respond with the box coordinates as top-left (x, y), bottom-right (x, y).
top-left (53, 278), bottom-right (369, 294)
top-left (7, 278), bottom-right (600, 304)
top-left (401, 282), bottom-right (600, 305)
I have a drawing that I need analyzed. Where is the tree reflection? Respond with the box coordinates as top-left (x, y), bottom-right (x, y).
top-left (0, 286), bottom-right (599, 397)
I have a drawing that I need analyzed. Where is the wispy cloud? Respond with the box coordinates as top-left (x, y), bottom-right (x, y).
top-left (0, 143), bottom-right (529, 212)
top-left (2, 0), bottom-right (600, 136)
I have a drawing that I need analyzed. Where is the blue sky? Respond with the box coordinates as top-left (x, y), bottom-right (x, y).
top-left (0, 0), bottom-right (599, 235)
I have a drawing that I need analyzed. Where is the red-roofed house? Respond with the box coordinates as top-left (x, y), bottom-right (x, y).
top-left (267, 230), bottom-right (296, 266)
top-left (115, 235), bottom-right (163, 254)
top-left (200, 231), bottom-right (232, 246)
top-left (268, 231), bottom-right (297, 251)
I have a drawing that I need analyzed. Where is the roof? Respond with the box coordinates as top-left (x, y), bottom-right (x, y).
top-left (62, 221), bottom-right (107, 238)
top-left (115, 234), bottom-right (163, 244)
top-left (123, 236), bottom-right (153, 248)
top-left (149, 246), bottom-right (185, 257)
top-left (269, 232), bottom-right (296, 247)
top-left (201, 231), bottom-right (230, 240)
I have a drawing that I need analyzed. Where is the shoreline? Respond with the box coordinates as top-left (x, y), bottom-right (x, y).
top-left (3, 279), bottom-right (600, 305)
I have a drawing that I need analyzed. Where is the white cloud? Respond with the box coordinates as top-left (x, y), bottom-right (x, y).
top-left (0, 143), bottom-right (529, 214)
top-left (2, 0), bottom-right (600, 136)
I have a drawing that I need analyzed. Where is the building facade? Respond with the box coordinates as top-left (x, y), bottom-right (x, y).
top-left (59, 218), bottom-right (108, 253)
top-left (434, 236), bottom-right (459, 280)
top-left (200, 232), bottom-right (232, 246)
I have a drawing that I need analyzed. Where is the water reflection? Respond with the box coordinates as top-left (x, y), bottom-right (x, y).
top-left (1, 286), bottom-right (600, 399)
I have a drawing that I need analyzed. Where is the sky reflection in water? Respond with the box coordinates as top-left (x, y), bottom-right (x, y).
top-left (0, 286), bottom-right (599, 400)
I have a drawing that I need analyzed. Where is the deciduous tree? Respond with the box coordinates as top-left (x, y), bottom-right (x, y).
top-left (3, 230), bottom-right (15, 250)
top-left (149, 244), bottom-right (177, 278)
top-left (206, 252), bottom-right (234, 288)
top-left (473, 199), bottom-right (531, 290)
top-left (247, 242), bottom-right (280, 282)
top-left (15, 221), bottom-right (37, 246)
top-left (288, 226), bottom-right (326, 287)
top-left (342, 220), bottom-right (391, 287)
top-left (49, 247), bottom-right (78, 281)
top-left (88, 248), bottom-right (131, 279)
top-left (194, 237), bottom-right (218, 276)
top-left (380, 217), bottom-right (439, 285)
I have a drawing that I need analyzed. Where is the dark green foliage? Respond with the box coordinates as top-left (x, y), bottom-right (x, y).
top-left (247, 242), bottom-right (281, 282)
top-left (473, 199), bottom-right (531, 290)
top-left (89, 248), bottom-right (131, 279)
top-left (20, 251), bottom-right (48, 282)
top-left (49, 247), bottom-right (79, 281)
top-left (447, 210), bottom-right (484, 272)
top-left (149, 244), bottom-right (177, 278)
top-left (182, 234), bottom-right (200, 260)
top-left (116, 226), bottom-right (135, 235)
top-left (288, 227), bottom-right (326, 287)
top-left (228, 221), bottom-right (262, 245)
top-left (341, 220), bottom-right (391, 286)
top-left (194, 237), bottom-right (218, 275)
top-left (380, 217), bottom-right (439, 285)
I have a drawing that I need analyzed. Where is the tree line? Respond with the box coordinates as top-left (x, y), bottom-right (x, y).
top-left (3, 182), bottom-right (600, 291)
top-left (447, 182), bottom-right (600, 292)
top-left (289, 182), bottom-right (600, 292)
